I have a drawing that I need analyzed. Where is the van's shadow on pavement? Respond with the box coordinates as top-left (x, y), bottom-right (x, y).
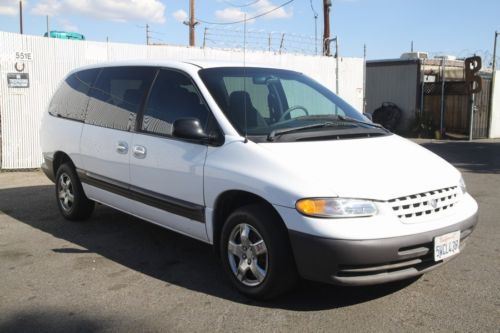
top-left (0, 184), bottom-right (417, 311)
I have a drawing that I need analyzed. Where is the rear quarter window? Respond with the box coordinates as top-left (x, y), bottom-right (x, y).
top-left (85, 66), bottom-right (156, 131)
top-left (48, 69), bottom-right (99, 121)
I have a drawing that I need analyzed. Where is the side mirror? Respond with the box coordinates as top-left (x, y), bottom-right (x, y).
top-left (172, 118), bottom-right (209, 141)
top-left (363, 112), bottom-right (373, 121)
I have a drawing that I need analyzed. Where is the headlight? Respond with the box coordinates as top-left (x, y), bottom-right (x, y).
top-left (459, 176), bottom-right (467, 194)
top-left (296, 198), bottom-right (377, 218)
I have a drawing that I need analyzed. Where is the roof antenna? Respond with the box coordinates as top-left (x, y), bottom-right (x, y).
top-left (243, 13), bottom-right (248, 143)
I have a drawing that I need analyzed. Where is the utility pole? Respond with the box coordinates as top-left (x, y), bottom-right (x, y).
top-left (19, 1), bottom-right (23, 34)
top-left (411, 40), bottom-right (414, 52)
top-left (323, 0), bottom-right (332, 56)
top-left (189, 0), bottom-right (195, 46)
top-left (310, 0), bottom-right (319, 55)
top-left (146, 24), bottom-right (150, 45)
top-left (202, 27), bottom-right (207, 48)
top-left (183, 0), bottom-right (198, 47)
top-left (46, 16), bottom-right (50, 37)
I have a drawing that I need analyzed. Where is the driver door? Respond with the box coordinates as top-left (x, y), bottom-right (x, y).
top-left (129, 69), bottom-right (211, 241)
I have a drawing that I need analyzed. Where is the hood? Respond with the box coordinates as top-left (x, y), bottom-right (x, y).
top-left (258, 135), bottom-right (460, 201)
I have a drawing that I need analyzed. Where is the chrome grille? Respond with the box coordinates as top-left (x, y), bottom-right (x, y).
top-left (388, 186), bottom-right (460, 223)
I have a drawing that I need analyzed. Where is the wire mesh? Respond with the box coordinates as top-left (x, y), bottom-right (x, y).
top-left (202, 26), bottom-right (320, 55)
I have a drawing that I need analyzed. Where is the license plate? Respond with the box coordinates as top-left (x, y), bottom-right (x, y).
top-left (434, 230), bottom-right (461, 261)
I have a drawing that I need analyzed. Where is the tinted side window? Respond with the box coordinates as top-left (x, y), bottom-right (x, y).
top-left (86, 66), bottom-right (156, 131)
top-left (141, 70), bottom-right (209, 137)
top-left (48, 69), bottom-right (99, 121)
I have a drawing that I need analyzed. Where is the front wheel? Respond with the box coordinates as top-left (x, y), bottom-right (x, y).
top-left (55, 163), bottom-right (95, 221)
top-left (220, 204), bottom-right (298, 299)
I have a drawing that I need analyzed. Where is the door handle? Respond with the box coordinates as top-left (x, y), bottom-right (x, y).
top-left (116, 141), bottom-right (129, 154)
top-left (133, 145), bottom-right (147, 159)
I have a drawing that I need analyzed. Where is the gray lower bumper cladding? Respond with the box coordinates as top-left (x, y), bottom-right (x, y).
top-left (288, 212), bottom-right (478, 285)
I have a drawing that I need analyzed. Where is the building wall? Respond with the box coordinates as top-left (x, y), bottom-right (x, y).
top-left (366, 61), bottom-right (419, 132)
top-left (490, 70), bottom-right (500, 138)
top-left (0, 32), bottom-right (363, 169)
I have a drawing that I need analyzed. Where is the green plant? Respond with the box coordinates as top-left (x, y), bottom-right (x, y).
top-left (412, 112), bottom-right (436, 138)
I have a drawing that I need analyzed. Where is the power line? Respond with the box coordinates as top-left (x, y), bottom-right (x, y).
top-left (310, 0), bottom-right (318, 16)
top-left (196, 0), bottom-right (294, 25)
top-left (223, 0), bottom-right (261, 8)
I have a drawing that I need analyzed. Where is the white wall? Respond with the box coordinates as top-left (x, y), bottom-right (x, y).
top-left (0, 31), bottom-right (363, 169)
top-left (489, 70), bottom-right (500, 138)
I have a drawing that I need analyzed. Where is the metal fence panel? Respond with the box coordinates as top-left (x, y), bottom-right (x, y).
top-left (0, 32), bottom-right (363, 169)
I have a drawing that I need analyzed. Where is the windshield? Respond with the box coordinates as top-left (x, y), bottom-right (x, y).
top-left (198, 67), bottom-right (369, 138)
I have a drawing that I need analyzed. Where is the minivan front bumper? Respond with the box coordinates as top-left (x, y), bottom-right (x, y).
top-left (288, 211), bottom-right (478, 286)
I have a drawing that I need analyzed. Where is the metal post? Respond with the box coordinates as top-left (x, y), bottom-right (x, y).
top-left (335, 37), bottom-right (339, 94)
top-left (202, 27), bottom-right (207, 48)
top-left (488, 31), bottom-right (499, 138)
top-left (493, 31), bottom-right (499, 74)
top-left (19, 1), bottom-right (23, 34)
top-left (420, 59), bottom-right (425, 115)
top-left (469, 93), bottom-right (475, 141)
top-left (363, 44), bottom-right (366, 113)
top-left (314, 15), bottom-right (318, 55)
top-left (326, 37), bottom-right (339, 95)
top-left (440, 57), bottom-right (446, 135)
top-left (46, 15), bottom-right (49, 37)
top-left (279, 33), bottom-right (285, 54)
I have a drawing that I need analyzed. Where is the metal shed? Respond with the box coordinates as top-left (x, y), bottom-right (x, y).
top-left (366, 59), bottom-right (419, 132)
top-left (366, 53), bottom-right (493, 139)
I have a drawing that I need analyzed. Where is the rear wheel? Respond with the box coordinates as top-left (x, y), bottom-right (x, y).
top-left (55, 163), bottom-right (94, 221)
top-left (220, 204), bottom-right (298, 299)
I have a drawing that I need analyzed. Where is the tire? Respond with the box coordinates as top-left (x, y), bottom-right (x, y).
top-left (220, 204), bottom-right (298, 300)
top-left (55, 163), bottom-right (95, 221)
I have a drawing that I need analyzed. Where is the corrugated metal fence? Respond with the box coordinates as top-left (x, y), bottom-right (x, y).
top-left (0, 31), bottom-right (363, 169)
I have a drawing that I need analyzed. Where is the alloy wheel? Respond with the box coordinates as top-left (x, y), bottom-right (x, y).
top-left (227, 223), bottom-right (268, 287)
top-left (58, 173), bottom-right (74, 212)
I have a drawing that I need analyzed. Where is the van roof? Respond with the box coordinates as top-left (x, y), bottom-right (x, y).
top-left (70, 59), bottom-right (287, 74)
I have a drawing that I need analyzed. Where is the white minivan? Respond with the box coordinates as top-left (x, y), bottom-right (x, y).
top-left (40, 60), bottom-right (478, 299)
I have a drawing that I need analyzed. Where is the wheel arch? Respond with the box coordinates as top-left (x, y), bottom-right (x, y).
top-left (211, 190), bottom-right (289, 256)
top-left (53, 151), bottom-right (75, 174)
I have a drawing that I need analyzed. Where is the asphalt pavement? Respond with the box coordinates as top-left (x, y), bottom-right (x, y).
top-left (0, 139), bottom-right (499, 332)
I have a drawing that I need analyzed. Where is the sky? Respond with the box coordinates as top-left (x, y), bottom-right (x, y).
top-left (0, 0), bottom-right (499, 63)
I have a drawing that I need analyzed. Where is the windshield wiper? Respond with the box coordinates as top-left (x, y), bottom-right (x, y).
top-left (336, 115), bottom-right (386, 130)
top-left (267, 122), bottom-right (335, 142)
top-left (266, 116), bottom-right (387, 142)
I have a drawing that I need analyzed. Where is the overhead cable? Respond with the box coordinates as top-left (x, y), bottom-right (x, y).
top-left (197, 0), bottom-right (294, 25)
